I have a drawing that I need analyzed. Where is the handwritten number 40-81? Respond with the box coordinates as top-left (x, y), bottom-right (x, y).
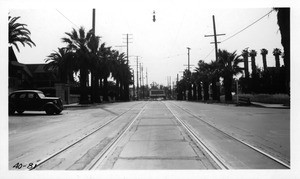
top-left (13, 162), bottom-right (37, 170)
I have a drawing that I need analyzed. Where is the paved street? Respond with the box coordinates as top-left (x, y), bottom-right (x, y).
top-left (9, 101), bottom-right (290, 170)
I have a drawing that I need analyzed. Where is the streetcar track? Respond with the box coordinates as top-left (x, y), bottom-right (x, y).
top-left (88, 101), bottom-right (219, 170)
top-left (166, 101), bottom-right (290, 169)
top-left (29, 102), bottom-right (145, 170)
top-left (86, 103), bottom-right (147, 170)
top-left (164, 102), bottom-right (228, 169)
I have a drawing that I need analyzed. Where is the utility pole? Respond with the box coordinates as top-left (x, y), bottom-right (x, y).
top-left (204, 15), bottom-right (225, 102)
top-left (204, 15), bottom-right (225, 61)
top-left (123, 34), bottom-right (133, 64)
top-left (139, 62), bottom-right (142, 99)
top-left (187, 47), bottom-right (191, 72)
top-left (146, 68), bottom-right (148, 87)
top-left (122, 34), bottom-right (132, 100)
top-left (132, 69), bottom-right (135, 100)
top-left (136, 56), bottom-right (139, 100)
top-left (146, 68), bottom-right (148, 98)
top-left (92, 9), bottom-right (95, 35)
top-left (184, 48), bottom-right (194, 73)
top-left (89, 9), bottom-right (96, 88)
top-left (141, 64), bottom-right (145, 99)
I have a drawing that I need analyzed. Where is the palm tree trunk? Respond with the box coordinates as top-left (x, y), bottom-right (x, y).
top-left (120, 81), bottom-right (124, 100)
top-left (99, 78), bottom-right (103, 99)
top-left (203, 81), bottom-right (209, 101)
top-left (79, 68), bottom-right (89, 104)
top-left (91, 72), bottom-right (96, 103)
top-left (197, 82), bottom-right (202, 100)
top-left (188, 84), bottom-right (192, 101)
top-left (262, 54), bottom-right (268, 71)
top-left (124, 82), bottom-right (129, 101)
top-left (224, 75), bottom-right (233, 101)
top-left (251, 56), bottom-right (257, 75)
top-left (211, 78), bottom-right (220, 101)
top-left (192, 83), bottom-right (197, 100)
top-left (243, 53), bottom-right (250, 78)
top-left (103, 77), bottom-right (109, 101)
top-left (116, 79), bottom-right (120, 100)
top-left (275, 55), bottom-right (280, 68)
top-left (92, 73), bottom-right (101, 103)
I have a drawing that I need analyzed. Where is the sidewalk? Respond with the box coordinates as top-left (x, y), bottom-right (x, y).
top-left (251, 102), bottom-right (290, 109)
top-left (63, 103), bottom-right (100, 109)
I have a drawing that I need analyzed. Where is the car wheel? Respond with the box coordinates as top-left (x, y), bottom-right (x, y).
top-left (45, 106), bottom-right (55, 115)
top-left (55, 110), bottom-right (62, 115)
top-left (17, 110), bottom-right (24, 114)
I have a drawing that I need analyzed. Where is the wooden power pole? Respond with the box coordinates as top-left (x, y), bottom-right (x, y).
top-left (204, 15), bottom-right (225, 61)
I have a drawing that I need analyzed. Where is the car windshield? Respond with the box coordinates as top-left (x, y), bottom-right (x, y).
top-left (37, 92), bottom-right (45, 98)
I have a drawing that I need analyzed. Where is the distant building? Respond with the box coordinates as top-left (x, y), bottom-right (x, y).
top-left (9, 47), bottom-right (56, 94)
top-left (149, 89), bottom-right (166, 99)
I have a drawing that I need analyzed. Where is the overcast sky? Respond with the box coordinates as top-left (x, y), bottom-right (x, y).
top-left (6, 1), bottom-right (289, 86)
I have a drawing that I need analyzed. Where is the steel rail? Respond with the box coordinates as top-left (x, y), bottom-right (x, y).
top-left (30, 102), bottom-right (144, 170)
top-left (86, 103), bottom-right (147, 170)
top-left (170, 101), bottom-right (290, 169)
top-left (164, 101), bottom-right (228, 169)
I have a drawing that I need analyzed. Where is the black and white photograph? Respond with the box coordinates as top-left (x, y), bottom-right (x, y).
top-left (1, 0), bottom-right (299, 178)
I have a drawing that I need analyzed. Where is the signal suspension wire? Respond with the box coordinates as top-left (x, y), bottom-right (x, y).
top-left (221, 9), bottom-right (274, 43)
top-left (56, 9), bottom-right (80, 29)
top-left (203, 47), bottom-right (215, 61)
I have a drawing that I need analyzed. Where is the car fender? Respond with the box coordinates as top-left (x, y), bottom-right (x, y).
top-left (42, 102), bottom-right (57, 110)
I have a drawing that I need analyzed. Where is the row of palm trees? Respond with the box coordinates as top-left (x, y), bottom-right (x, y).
top-left (8, 15), bottom-right (132, 103)
top-left (177, 49), bottom-right (243, 102)
top-left (44, 27), bottom-right (132, 104)
top-left (177, 46), bottom-right (287, 102)
top-left (239, 48), bottom-right (286, 94)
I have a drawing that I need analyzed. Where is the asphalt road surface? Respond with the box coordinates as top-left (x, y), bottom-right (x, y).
top-left (9, 100), bottom-right (290, 170)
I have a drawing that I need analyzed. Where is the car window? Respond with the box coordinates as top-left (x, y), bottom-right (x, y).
top-left (28, 93), bottom-right (36, 99)
top-left (37, 92), bottom-right (45, 98)
top-left (10, 93), bottom-right (17, 99)
top-left (19, 93), bottom-right (27, 99)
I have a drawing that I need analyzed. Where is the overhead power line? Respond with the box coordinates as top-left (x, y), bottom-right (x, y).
top-left (56, 9), bottom-right (80, 29)
top-left (203, 47), bottom-right (215, 60)
top-left (221, 9), bottom-right (274, 43)
top-left (164, 53), bottom-right (185, 59)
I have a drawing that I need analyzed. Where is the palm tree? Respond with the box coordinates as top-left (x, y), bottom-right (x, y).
top-left (260, 48), bottom-right (268, 71)
top-left (112, 51), bottom-right (129, 101)
top-left (196, 60), bottom-right (210, 101)
top-left (121, 60), bottom-right (133, 101)
top-left (274, 8), bottom-right (290, 94)
top-left (182, 69), bottom-right (192, 100)
top-left (176, 79), bottom-right (186, 100)
top-left (209, 60), bottom-right (221, 101)
top-left (44, 47), bottom-right (75, 83)
top-left (9, 16), bottom-right (36, 52)
top-left (183, 69), bottom-right (193, 100)
top-left (241, 49), bottom-right (249, 78)
top-left (273, 48), bottom-right (282, 68)
top-left (191, 72), bottom-right (198, 100)
top-left (218, 49), bottom-right (243, 101)
top-left (87, 34), bottom-right (102, 103)
top-left (62, 27), bottom-right (93, 104)
top-left (98, 43), bottom-right (112, 101)
top-left (249, 49), bottom-right (257, 75)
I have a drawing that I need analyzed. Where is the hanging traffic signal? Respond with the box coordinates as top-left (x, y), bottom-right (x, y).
top-left (153, 11), bottom-right (156, 22)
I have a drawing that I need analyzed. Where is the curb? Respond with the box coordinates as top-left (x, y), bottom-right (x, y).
top-left (251, 102), bottom-right (290, 109)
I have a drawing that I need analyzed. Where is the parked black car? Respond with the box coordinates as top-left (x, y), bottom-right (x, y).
top-left (9, 90), bottom-right (64, 115)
